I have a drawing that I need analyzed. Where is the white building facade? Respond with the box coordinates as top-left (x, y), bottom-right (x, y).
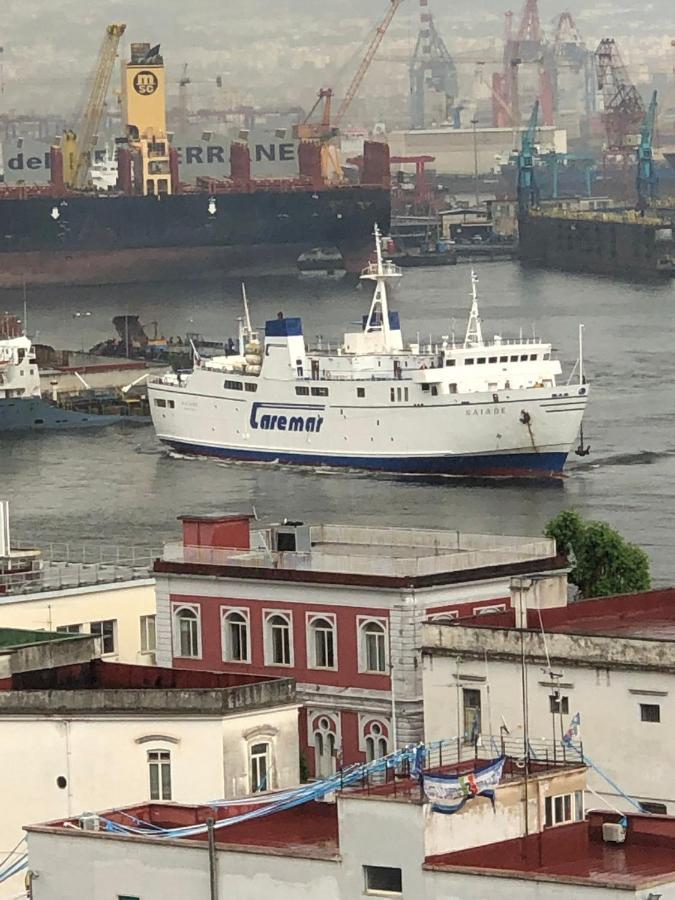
top-left (421, 603), bottom-right (675, 815)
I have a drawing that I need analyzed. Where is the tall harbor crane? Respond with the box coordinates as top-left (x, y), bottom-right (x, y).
top-left (64, 23), bottom-right (126, 190)
top-left (515, 100), bottom-right (540, 218)
top-left (409, 0), bottom-right (458, 129)
top-left (636, 90), bottom-right (658, 210)
top-left (595, 37), bottom-right (644, 152)
top-left (334, 0), bottom-right (402, 127)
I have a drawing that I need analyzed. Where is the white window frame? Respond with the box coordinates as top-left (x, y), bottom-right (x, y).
top-left (473, 604), bottom-right (507, 616)
top-left (357, 617), bottom-right (388, 674)
top-left (544, 791), bottom-right (584, 827)
top-left (429, 610), bottom-right (459, 624)
top-left (263, 610), bottom-right (294, 667)
top-left (140, 615), bottom-right (156, 654)
top-left (221, 607), bottom-right (251, 663)
top-left (306, 612), bottom-right (337, 671)
top-left (89, 619), bottom-right (117, 656)
top-left (147, 748), bottom-right (172, 801)
top-left (249, 740), bottom-right (273, 793)
top-left (172, 604), bottom-right (202, 659)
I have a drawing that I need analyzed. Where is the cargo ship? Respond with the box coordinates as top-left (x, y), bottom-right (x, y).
top-left (148, 228), bottom-right (589, 478)
top-left (0, 43), bottom-right (390, 288)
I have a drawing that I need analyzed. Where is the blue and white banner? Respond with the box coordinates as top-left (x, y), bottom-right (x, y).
top-left (563, 712), bottom-right (581, 745)
top-left (423, 757), bottom-right (505, 815)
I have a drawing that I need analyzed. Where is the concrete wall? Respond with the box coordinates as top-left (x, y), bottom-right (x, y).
top-left (0, 580), bottom-right (156, 664)
top-left (26, 830), bottom-right (340, 900)
top-left (2, 704), bottom-right (298, 898)
top-left (387, 126), bottom-right (567, 176)
top-left (422, 626), bottom-right (675, 811)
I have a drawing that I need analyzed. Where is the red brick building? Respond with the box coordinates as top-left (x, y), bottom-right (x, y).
top-left (154, 513), bottom-right (567, 775)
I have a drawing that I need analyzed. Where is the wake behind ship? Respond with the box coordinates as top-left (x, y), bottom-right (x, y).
top-left (0, 41), bottom-right (390, 288)
top-left (148, 228), bottom-right (589, 479)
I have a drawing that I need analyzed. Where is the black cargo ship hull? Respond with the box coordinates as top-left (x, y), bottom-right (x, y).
top-left (0, 186), bottom-right (390, 287)
top-left (518, 213), bottom-right (675, 278)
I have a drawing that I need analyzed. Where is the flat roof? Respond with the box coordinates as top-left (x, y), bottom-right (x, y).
top-left (29, 800), bottom-right (339, 861)
top-left (159, 522), bottom-right (563, 588)
top-left (0, 627), bottom-right (90, 650)
top-left (450, 588), bottom-right (675, 641)
top-left (0, 660), bottom-right (296, 716)
top-left (425, 812), bottom-right (675, 889)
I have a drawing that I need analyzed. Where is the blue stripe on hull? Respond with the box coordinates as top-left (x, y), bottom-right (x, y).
top-left (163, 440), bottom-right (568, 478)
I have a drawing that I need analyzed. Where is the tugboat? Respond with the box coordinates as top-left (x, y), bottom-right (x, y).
top-left (148, 227), bottom-right (589, 478)
top-left (0, 318), bottom-right (148, 432)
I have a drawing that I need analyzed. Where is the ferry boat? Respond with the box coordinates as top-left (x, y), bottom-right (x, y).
top-left (0, 323), bottom-right (145, 432)
top-left (148, 228), bottom-right (589, 477)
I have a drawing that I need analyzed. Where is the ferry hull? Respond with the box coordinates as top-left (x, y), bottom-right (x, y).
top-left (0, 398), bottom-right (122, 431)
top-left (162, 439), bottom-right (568, 478)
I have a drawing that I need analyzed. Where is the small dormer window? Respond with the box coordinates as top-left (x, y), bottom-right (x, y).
top-left (510, 355), bottom-right (518, 362)
top-left (520, 354), bottom-right (528, 362)
top-left (477, 357), bottom-right (486, 364)
top-left (465, 358), bottom-right (474, 366)
top-left (446, 359), bottom-right (455, 367)
top-left (530, 354), bottom-right (537, 361)
top-left (500, 356), bottom-right (508, 363)
top-left (489, 356), bottom-right (497, 363)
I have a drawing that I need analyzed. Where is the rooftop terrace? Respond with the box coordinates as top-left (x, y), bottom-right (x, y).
top-left (157, 515), bottom-right (561, 586)
top-left (426, 811), bottom-right (675, 889)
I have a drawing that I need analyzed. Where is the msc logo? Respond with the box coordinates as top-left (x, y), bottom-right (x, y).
top-left (133, 70), bottom-right (159, 95)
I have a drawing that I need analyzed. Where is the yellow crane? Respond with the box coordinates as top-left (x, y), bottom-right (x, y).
top-left (64, 23), bottom-right (126, 190)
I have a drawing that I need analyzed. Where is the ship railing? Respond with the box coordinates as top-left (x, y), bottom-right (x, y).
top-left (360, 260), bottom-right (402, 278)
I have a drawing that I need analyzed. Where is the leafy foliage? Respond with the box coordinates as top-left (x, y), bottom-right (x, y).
top-left (545, 509), bottom-right (651, 599)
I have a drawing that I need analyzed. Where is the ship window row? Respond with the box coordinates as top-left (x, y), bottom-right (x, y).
top-left (295, 386), bottom-right (329, 397)
top-left (450, 353), bottom-right (544, 367)
top-left (154, 398), bottom-right (175, 409)
top-left (390, 387), bottom-right (409, 402)
top-left (172, 604), bottom-right (389, 674)
top-left (224, 380), bottom-right (243, 391)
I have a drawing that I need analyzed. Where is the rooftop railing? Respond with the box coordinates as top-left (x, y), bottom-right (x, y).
top-left (1, 543), bottom-right (159, 597)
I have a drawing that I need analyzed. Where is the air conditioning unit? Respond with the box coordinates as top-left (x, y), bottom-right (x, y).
top-left (79, 814), bottom-right (100, 832)
top-left (602, 822), bottom-right (626, 843)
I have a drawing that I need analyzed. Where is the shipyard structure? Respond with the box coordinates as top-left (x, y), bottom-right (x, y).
top-left (0, 40), bottom-right (390, 287)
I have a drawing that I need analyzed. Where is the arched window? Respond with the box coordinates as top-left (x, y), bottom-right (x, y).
top-left (266, 613), bottom-right (292, 665)
top-left (222, 610), bottom-right (249, 662)
top-left (365, 722), bottom-right (389, 762)
top-left (310, 616), bottom-right (335, 669)
top-left (250, 741), bottom-right (272, 793)
top-left (313, 716), bottom-right (337, 778)
top-left (361, 620), bottom-right (387, 673)
top-left (174, 606), bottom-right (200, 658)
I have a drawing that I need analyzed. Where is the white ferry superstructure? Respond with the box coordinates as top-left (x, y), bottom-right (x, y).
top-left (148, 228), bottom-right (589, 477)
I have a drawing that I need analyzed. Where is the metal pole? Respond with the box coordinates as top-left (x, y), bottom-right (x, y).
top-left (471, 117), bottom-right (480, 208)
top-left (207, 817), bottom-right (218, 900)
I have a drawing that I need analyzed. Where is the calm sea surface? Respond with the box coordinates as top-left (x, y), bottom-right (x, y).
top-left (2, 262), bottom-right (675, 583)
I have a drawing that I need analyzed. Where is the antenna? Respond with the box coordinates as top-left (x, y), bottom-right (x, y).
top-left (463, 269), bottom-right (483, 348)
top-left (22, 279), bottom-right (28, 337)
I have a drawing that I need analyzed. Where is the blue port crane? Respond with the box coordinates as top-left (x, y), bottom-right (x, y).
top-left (636, 90), bottom-right (658, 211)
top-left (515, 100), bottom-right (540, 218)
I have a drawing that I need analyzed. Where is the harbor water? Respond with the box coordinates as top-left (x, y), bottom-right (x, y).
top-left (2, 261), bottom-right (675, 583)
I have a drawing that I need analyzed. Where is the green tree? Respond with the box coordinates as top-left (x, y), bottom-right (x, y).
top-left (545, 509), bottom-right (651, 599)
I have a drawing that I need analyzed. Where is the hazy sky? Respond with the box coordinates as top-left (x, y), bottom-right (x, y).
top-left (1, 0), bottom-right (668, 116)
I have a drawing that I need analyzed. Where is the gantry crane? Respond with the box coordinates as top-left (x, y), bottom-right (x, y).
top-left (595, 38), bottom-right (644, 152)
top-left (334, 0), bottom-right (402, 127)
top-left (64, 23), bottom-right (126, 190)
top-left (636, 90), bottom-right (658, 210)
top-left (515, 100), bottom-right (540, 218)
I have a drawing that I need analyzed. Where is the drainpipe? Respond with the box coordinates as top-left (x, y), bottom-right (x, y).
top-left (207, 817), bottom-right (218, 900)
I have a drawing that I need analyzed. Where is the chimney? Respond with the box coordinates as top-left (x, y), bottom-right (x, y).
top-left (179, 514), bottom-right (252, 550)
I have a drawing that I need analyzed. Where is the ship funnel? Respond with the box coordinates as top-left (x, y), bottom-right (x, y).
top-left (0, 501), bottom-right (10, 558)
